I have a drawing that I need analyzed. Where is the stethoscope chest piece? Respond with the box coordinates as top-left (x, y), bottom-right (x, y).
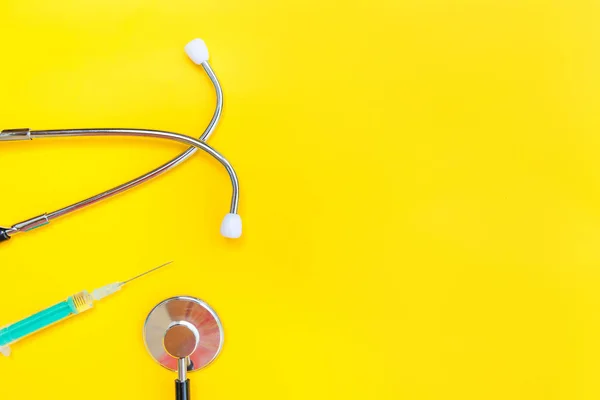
top-left (144, 296), bottom-right (224, 400)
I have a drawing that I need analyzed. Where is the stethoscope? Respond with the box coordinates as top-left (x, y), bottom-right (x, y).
top-left (0, 38), bottom-right (242, 242)
top-left (144, 296), bottom-right (224, 400)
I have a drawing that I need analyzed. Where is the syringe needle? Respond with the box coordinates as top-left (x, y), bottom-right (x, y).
top-left (122, 261), bottom-right (174, 285)
top-left (91, 261), bottom-right (174, 301)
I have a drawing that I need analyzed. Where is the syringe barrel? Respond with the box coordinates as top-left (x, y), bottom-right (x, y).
top-left (0, 291), bottom-right (94, 348)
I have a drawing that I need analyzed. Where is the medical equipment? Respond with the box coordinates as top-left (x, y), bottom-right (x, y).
top-left (0, 38), bottom-right (242, 242)
top-left (0, 261), bottom-right (173, 357)
top-left (144, 296), bottom-right (224, 400)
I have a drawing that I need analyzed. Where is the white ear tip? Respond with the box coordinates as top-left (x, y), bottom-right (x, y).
top-left (221, 213), bottom-right (242, 239)
top-left (185, 38), bottom-right (210, 65)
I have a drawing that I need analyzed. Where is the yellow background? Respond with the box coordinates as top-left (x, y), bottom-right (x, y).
top-left (0, 0), bottom-right (599, 399)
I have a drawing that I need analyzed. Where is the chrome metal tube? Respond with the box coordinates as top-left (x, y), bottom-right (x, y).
top-left (29, 127), bottom-right (239, 212)
top-left (178, 358), bottom-right (188, 382)
top-left (11, 214), bottom-right (49, 232)
top-left (0, 128), bottom-right (31, 141)
top-left (45, 61), bottom-right (223, 222)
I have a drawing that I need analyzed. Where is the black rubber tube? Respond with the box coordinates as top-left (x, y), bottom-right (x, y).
top-left (0, 228), bottom-right (10, 242)
top-left (176, 379), bottom-right (190, 400)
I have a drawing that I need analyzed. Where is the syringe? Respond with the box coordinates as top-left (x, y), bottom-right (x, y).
top-left (0, 261), bottom-right (172, 356)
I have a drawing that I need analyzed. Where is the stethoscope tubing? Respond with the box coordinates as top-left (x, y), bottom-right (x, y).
top-left (1, 60), bottom-right (240, 238)
top-left (45, 61), bottom-right (224, 223)
top-left (27, 127), bottom-right (239, 214)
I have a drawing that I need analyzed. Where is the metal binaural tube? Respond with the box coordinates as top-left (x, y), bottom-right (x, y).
top-left (44, 61), bottom-right (223, 222)
top-left (199, 62), bottom-right (224, 141)
top-left (28, 128), bottom-right (240, 214)
top-left (0, 40), bottom-right (244, 241)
